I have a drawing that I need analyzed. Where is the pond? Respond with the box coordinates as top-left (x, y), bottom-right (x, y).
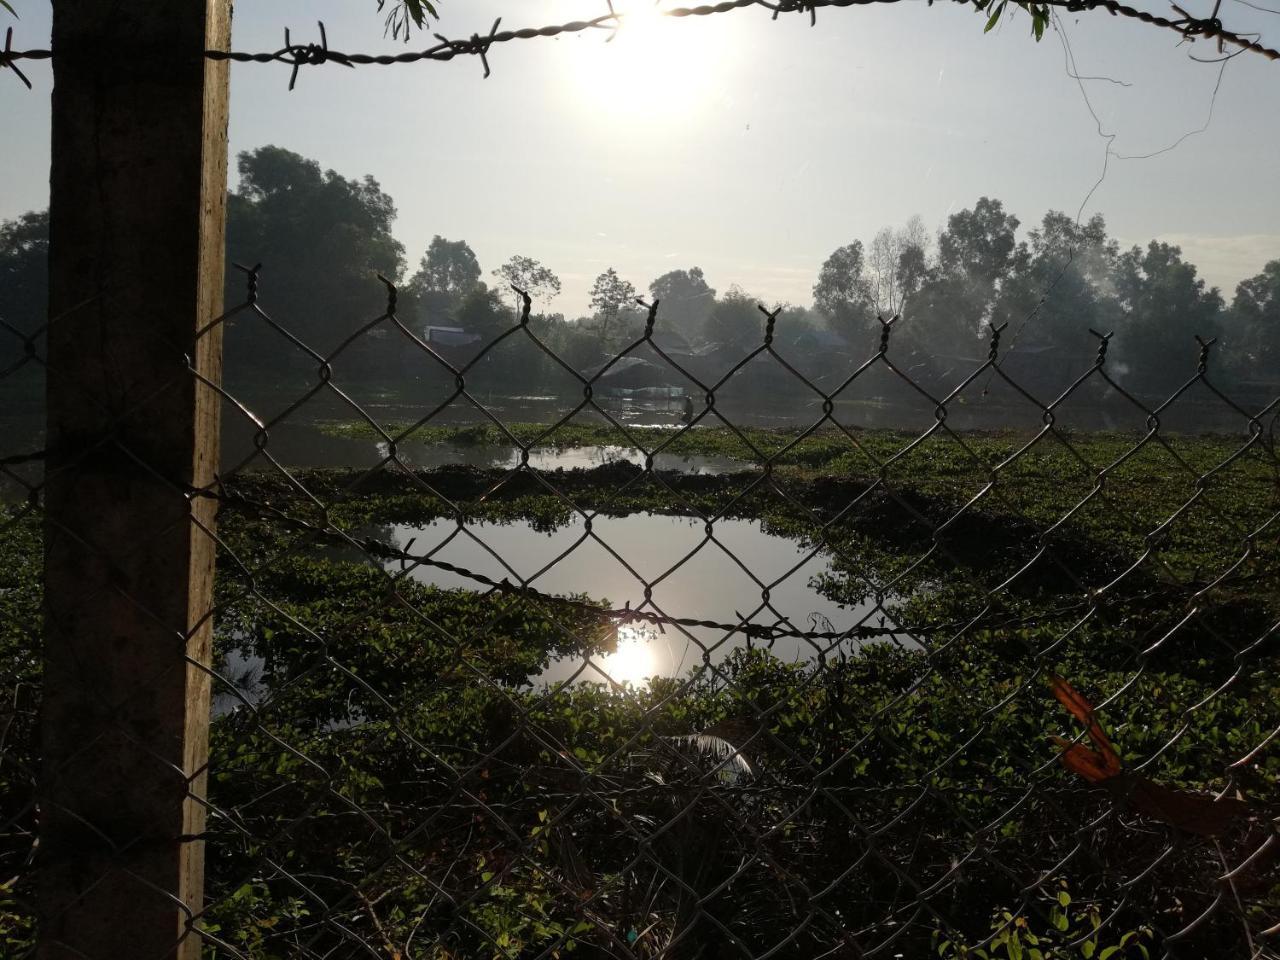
top-left (211, 512), bottom-right (891, 714)
top-left (382, 512), bottom-right (901, 688)
top-left (219, 418), bottom-right (741, 475)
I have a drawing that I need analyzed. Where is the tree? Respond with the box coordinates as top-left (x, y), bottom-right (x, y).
top-left (905, 198), bottom-right (1027, 374)
top-left (225, 146), bottom-right (405, 371)
top-left (587, 268), bottom-right (638, 347)
top-left (994, 211), bottom-right (1119, 357)
top-left (703, 286), bottom-right (764, 350)
top-left (407, 235), bottom-right (481, 324)
top-left (868, 216), bottom-right (929, 318)
top-left (1229, 260), bottom-right (1280, 375)
top-left (0, 209), bottom-right (48, 376)
top-left (937, 197), bottom-right (1025, 292)
top-left (1110, 240), bottom-right (1224, 393)
top-left (492, 255), bottom-right (561, 307)
top-left (649, 267), bottom-right (716, 342)
top-left (454, 286), bottom-right (511, 343)
top-left (813, 241), bottom-right (875, 339)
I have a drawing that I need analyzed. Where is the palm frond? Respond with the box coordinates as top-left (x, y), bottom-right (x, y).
top-left (665, 733), bottom-right (755, 780)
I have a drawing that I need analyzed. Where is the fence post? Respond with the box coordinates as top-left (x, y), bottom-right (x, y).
top-left (39, 3), bottom-right (231, 958)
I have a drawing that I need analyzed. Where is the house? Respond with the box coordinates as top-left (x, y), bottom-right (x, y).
top-left (423, 325), bottom-right (482, 349)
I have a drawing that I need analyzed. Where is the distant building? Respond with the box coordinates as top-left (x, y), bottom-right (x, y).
top-left (423, 325), bottom-right (482, 348)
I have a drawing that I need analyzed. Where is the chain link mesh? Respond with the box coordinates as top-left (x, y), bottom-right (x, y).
top-left (2, 258), bottom-right (1278, 958)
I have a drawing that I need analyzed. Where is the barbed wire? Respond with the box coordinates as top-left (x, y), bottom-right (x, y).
top-left (2, 0), bottom-right (1276, 92)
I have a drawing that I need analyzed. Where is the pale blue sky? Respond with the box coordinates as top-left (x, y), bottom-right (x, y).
top-left (3, 0), bottom-right (1278, 316)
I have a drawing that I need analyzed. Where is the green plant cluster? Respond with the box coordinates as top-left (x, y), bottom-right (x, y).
top-left (1, 426), bottom-right (1276, 957)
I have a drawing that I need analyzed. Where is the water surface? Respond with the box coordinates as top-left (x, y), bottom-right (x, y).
top-left (384, 513), bottom-right (899, 687)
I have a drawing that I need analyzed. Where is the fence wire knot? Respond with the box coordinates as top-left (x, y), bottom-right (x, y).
top-left (1, 28), bottom-right (32, 89)
top-left (282, 22), bottom-right (354, 91)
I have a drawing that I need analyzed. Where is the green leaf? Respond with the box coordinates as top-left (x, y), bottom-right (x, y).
top-left (404, 0), bottom-right (438, 27)
top-left (984, 1), bottom-right (1007, 33)
top-left (0, 1), bottom-right (16, 17)
top-left (1098, 948), bottom-right (1119, 960)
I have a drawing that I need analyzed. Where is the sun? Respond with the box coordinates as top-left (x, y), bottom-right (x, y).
top-left (566, 0), bottom-right (727, 122)
top-left (596, 625), bottom-right (658, 687)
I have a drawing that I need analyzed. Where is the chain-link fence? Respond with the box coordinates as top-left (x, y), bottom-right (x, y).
top-left (3, 0), bottom-right (1280, 955)
top-left (2, 256), bottom-right (1278, 958)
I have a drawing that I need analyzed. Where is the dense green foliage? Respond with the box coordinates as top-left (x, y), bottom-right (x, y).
top-left (222, 146), bottom-right (407, 379)
top-left (2, 427), bottom-right (1276, 957)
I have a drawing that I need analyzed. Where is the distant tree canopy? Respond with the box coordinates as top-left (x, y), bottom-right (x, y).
top-left (649, 268), bottom-right (716, 343)
top-left (225, 145), bottom-right (405, 371)
top-left (407, 236), bottom-right (482, 321)
top-left (813, 241), bottom-right (876, 338)
top-left (0, 210), bottom-right (47, 372)
top-left (587, 268), bottom-right (638, 347)
top-left (1232, 260), bottom-right (1280, 373)
top-left (5, 157), bottom-right (1280, 401)
top-left (796, 196), bottom-right (1277, 397)
top-left (704, 285), bottom-right (767, 351)
top-left (1111, 240), bottom-right (1225, 388)
top-left (492, 256), bottom-right (562, 308)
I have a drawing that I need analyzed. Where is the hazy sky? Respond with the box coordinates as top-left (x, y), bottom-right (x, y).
top-left (3, 0), bottom-right (1279, 316)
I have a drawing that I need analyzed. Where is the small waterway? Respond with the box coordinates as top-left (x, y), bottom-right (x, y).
top-left (382, 513), bottom-right (899, 688)
top-left (210, 513), bottom-right (890, 713)
top-left (218, 418), bottom-right (741, 475)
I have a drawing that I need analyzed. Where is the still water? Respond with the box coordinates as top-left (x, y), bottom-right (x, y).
top-left (217, 418), bottom-right (740, 475)
top-left (383, 513), bottom-right (897, 688)
top-left (212, 513), bottom-right (888, 714)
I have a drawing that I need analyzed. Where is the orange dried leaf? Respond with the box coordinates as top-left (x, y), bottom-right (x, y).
top-left (1052, 738), bottom-right (1118, 785)
top-left (1049, 676), bottom-right (1122, 777)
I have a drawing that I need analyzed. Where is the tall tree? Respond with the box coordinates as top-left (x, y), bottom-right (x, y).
top-left (937, 196), bottom-right (1026, 292)
top-left (907, 198), bottom-right (1027, 374)
top-left (1228, 259), bottom-right (1280, 375)
top-left (0, 209), bottom-right (48, 376)
top-left (587, 268), bottom-right (637, 347)
top-left (813, 241), bottom-right (876, 339)
top-left (492, 255), bottom-right (561, 307)
top-left (1111, 240), bottom-right (1224, 393)
top-left (703, 285), bottom-right (764, 351)
top-left (649, 267), bottom-right (716, 342)
top-left (225, 146), bottom-right (405, 370)
top-left (993, 211), bottom-right (1120, 364)
top-left (454, 286), bottom-right (512, 343)
top-left (406, 235), bottom-right (481, 321)
top-left (868, 216), bottom-right (929, 318)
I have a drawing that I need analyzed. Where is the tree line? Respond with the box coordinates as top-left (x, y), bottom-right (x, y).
top-left (2, 145), bottom-right (1277, 402)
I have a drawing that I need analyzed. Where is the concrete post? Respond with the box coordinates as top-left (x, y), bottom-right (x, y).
top-left (39, 2), bottom-right (231, 958)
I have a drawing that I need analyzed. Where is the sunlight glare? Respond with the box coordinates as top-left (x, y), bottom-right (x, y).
top-left (567, 0), bottom-right (726, 122)
top-left (597, 625), bottom-right (658, 687)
